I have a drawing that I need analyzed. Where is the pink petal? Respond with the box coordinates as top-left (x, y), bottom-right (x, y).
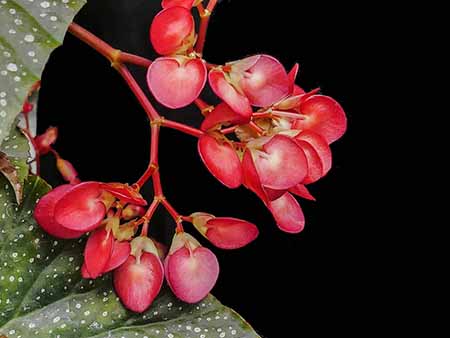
top-left (165, 246), bottom-right (219, 303)
top-left (100, 183), bottom-right (147, 206)
top-left (201, 102), bottom-right (243, 131)
top-left (147, 56), bottom-right (207, 109)
top-left (81, 263), bottom-right (92, 279)
top-left (295, 130), bottom-right (332, 175)
top-left (242, 149), bottom-right (268, 203)
top-left (240, 55), bottom-right (289, 107)
top-left (54, 182), bottom-right (106, 232)
top-left (208, 70), bottom-right (252, 120)
top-left (292, 95), bottom-right (347, 144)
top-left (34, 185), bottom-right (85, 239)
top-left (150, 7), bottom-right (195, 56)
top-left (205, 217), bottom-right (259, 249)
top-left (268, 192), bottom-right (305, 233)
top-left (293, 85), bottom-right (306, 95)
top-left (287, 63), bottom-right (300, 94)
top-left (289, 184), bottom-right (316, 201)
top-left (252, 134), bottom-right (308, 190)
top-left (104, 241), bottom-right (132, 273)
top-left (295, 140), bottom-right (324, 184)
top-left (114, 253), bottom-right (164, 313)
top-left (263, 187), bottom-right (287, 201)
top-left (198, 134), bottom-right (242, 188)
top-left (84, 228), bottom-right (113, 279)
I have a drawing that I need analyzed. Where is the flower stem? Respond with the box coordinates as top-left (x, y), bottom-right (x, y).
top-left (162, 119), bottom-right (204, 138)
top-left (195, 0), bottom-right (219, 55)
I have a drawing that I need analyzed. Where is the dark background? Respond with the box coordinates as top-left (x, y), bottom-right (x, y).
top-left (38, 0), bottom-right (377, 336)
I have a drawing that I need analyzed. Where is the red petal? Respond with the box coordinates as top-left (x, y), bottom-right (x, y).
top-left (264, 187), bottom-right (287, 201)
top-left (198, 134), bottom-right (242, 188)
top-left (240, 55), bottom-right (289, 107)
top-left (100, 183), bottom-right (147, 206)
top-left (81, 263), bottom-right (92, 279)
top-left (114, 253), bottom-right (164, 313)
top-left (252, 135), bottom-right (308, 190)
top-left (84, 228), bottom-right (113, 279)
top-left (289, 184), bottom-right (316, 201)
top-left (165, 246), bottom-right (219, 303)
top-left (292, 95), bottom-right (347, 144)
top-left (104, 241), bottom-right (131, 273)
top-left (201, 102), bottom-right (243, 131)
top-left (287, 63), bottom-right (300, 94)
top-left (295, 140), bottom-right (324, 184)
top-left (147, 56), bottom-right (207, 109)
top-left (205, 217), bottom-right (259, 249)
top-left (295, 130), bottom-right (332, 175)
top-left (162, 0), bottom-right (195, 9)
top-left (208, 70), bottom-right (252, 120)
top-left (268, 193), bottom-right (305, 233)
top-left (54, 182), bottom-right (106, 232)
top-left (293, 85), bottom-right (306, 95)
top-left (34, 185), bottom-right (85, 239)
top-left (242, 149), bottom-right (268, 203)
top-left (150, 7), bottom-right (195, 55)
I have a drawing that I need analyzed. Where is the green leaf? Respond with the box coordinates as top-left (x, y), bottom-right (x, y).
top-left (0, 176), bottom-right (260, 338)
top-left (0, 0), bottom-right (87, 144)
top-left (0, 120), bottom-right (29, 202)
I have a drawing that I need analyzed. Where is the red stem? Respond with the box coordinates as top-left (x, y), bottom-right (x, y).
top-left (161, 199), bottom-right (184, 232)
top-left (141, 199), bottom-right (159, 236)
top-left (163, 119), bottom-right (204, 138)
top-left (114, 65), bottom-right (160, 120)
top-left (195, 0), bottom-right (219, 54)
top-left (119, 52), bottom-right (152, 68)
top-left (69, 22), bottom-right (188, 233)
top-left (21, 128), bottom-right (40, 175)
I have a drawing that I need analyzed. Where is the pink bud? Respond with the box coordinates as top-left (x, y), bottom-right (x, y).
top-left (34, 127), bottom-right (58, 155)
top-left (165, 232), bottom-right (219, 303)
top-left (114, 252), bottom-right (164, 313)
top-left (56, 158), bottom-right (80, 184)
top-left (191, 213), bottom-right (259, 249)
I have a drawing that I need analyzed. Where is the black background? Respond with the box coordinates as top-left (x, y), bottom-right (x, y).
top-left (38, 0), bottom-right (377, 336)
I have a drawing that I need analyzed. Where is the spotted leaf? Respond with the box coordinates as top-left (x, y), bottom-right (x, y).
top-left (0, 121), bottom-right (29, 203)
top-left (0, 176), bottom-right (260, 338)
top-left (0, 0), bottom-right (87, 144)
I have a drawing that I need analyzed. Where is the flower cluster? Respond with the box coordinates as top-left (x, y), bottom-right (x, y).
top-left (147, 3), bottom-right (347, 233)
top-left (33, 0), bottom-right (347, 314)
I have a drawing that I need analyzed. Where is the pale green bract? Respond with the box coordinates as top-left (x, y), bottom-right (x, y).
top-left (0, 0), bottom-right (87, 144)
top-left (0, 176), bottom-right (260, 338)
